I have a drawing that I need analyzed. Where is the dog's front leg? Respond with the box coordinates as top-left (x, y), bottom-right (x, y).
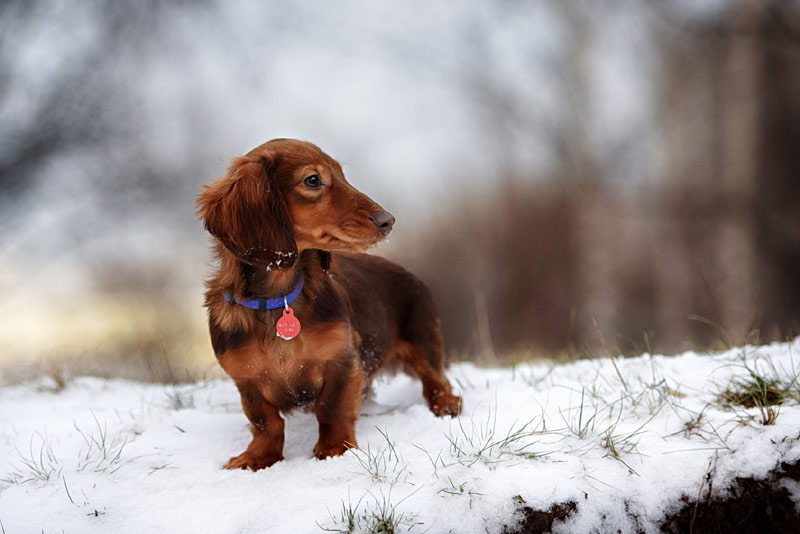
top-left (225, 381), bottom-right (285, 471)
top-left (313, 358), bottom-right (363, 459)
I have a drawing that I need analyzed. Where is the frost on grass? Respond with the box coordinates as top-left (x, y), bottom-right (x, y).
top-left (164, 383), bottom-right (209, 411)
top-left (1, 430), bottom-right (61, 485)
top-left (1, 340), bottom-right (799, 533)
top-left (348, 428), bottom-right (409, 484)
top-left (443, 406), bottom-right (549, 467)
top-left (2, 413), bottom-right (131, 486)
top-left (318, 487), bottom-right (422, 534)
top-left (74, 413), bottom-right (129, 474)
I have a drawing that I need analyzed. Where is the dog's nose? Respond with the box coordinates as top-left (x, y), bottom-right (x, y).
top-left (370, 211), bottom-right (396, 234)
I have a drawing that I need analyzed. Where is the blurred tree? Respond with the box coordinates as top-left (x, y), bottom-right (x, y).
top-left (655, 0), bottom-right (800, 346)
top-left (402, 0), bottom-right (800, 356)
top-left (754, 0), bottom-right (800, 338)
top-left (0, 0), bottom-right (210, 230)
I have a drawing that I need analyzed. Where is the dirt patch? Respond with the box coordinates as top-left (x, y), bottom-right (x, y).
top-left (503, 461), bottom-right (800, 533)
top-left (661, 460), bottom-right (800, 534)
top-left (502, 496), bottom-right (577, 534)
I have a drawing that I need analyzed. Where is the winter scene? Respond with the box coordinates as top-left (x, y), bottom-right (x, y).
top-left (1, 1), bottom-right (799, 533)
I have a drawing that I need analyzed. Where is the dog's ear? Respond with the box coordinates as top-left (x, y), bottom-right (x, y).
top-left (197, 155), bottom-right (297, 269)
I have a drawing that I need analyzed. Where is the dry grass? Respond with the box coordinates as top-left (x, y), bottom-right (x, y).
top-left (717, 350), bottom-right (799, 425)
top-left (719, 373), bottom-right (787, 409)
top-left (1, 335), bottom-right (222, 389)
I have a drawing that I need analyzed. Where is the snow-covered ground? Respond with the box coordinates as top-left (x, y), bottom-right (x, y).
top-left (1, 340), bottom-right (799, 533)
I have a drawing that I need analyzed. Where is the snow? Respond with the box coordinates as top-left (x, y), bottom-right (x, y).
top-left (1, 339), bottom-right (799, 533)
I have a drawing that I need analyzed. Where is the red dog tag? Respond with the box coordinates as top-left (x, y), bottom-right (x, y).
top-left (276, 307), bottom-right (301, 340)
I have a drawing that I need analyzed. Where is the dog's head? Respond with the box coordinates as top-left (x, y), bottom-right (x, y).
top-left (197, 139), bottom-right (394, 269)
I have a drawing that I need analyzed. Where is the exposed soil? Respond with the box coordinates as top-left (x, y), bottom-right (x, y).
top-left (661, 460), bottom-right (800, 534)
top-left (503, 461), bottom-right (800, 534)
top-left (502, 497), bottom-right (578, 533)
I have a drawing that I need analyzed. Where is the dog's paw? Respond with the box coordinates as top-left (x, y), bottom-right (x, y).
top-left (430, 394), bottom-right (462, 417)
top-left (313, 439), bottom-right (357, 460)
top-left (224, 451), bottom-right (282, 471)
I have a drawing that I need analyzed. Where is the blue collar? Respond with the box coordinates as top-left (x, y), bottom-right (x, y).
top-left (223, 276), bottom-right (305, 312)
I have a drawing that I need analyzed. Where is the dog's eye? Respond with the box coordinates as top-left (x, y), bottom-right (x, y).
top-left (304, 174), bottom-right (322, 188)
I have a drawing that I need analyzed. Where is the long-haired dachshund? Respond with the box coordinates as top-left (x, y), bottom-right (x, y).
top-left (197, 138), bottom-right (461, 470)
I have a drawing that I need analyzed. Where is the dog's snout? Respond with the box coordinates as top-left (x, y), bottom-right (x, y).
top-left (370, 211), bottom-right (396, 234)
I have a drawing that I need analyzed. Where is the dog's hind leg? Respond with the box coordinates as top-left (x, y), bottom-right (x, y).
top-left (397, 291), bottom-right (462, 417)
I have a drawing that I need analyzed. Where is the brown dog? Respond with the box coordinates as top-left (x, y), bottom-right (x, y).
top-left (197, 139), bottom-right (461, 470)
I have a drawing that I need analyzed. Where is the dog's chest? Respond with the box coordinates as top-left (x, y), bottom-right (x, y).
top-left (218, 339), bottom-right (324, 408)
top-left (217, 321), bottom-right (353, 409)
top-left (269, 349), bottom-right (329, 409)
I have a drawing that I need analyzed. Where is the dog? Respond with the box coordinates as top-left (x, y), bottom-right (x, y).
top-left (197, 139), bottom-right (462, 470)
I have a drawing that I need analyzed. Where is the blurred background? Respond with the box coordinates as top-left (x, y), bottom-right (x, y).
top-left (1, 0), bottom-right (798, 381)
